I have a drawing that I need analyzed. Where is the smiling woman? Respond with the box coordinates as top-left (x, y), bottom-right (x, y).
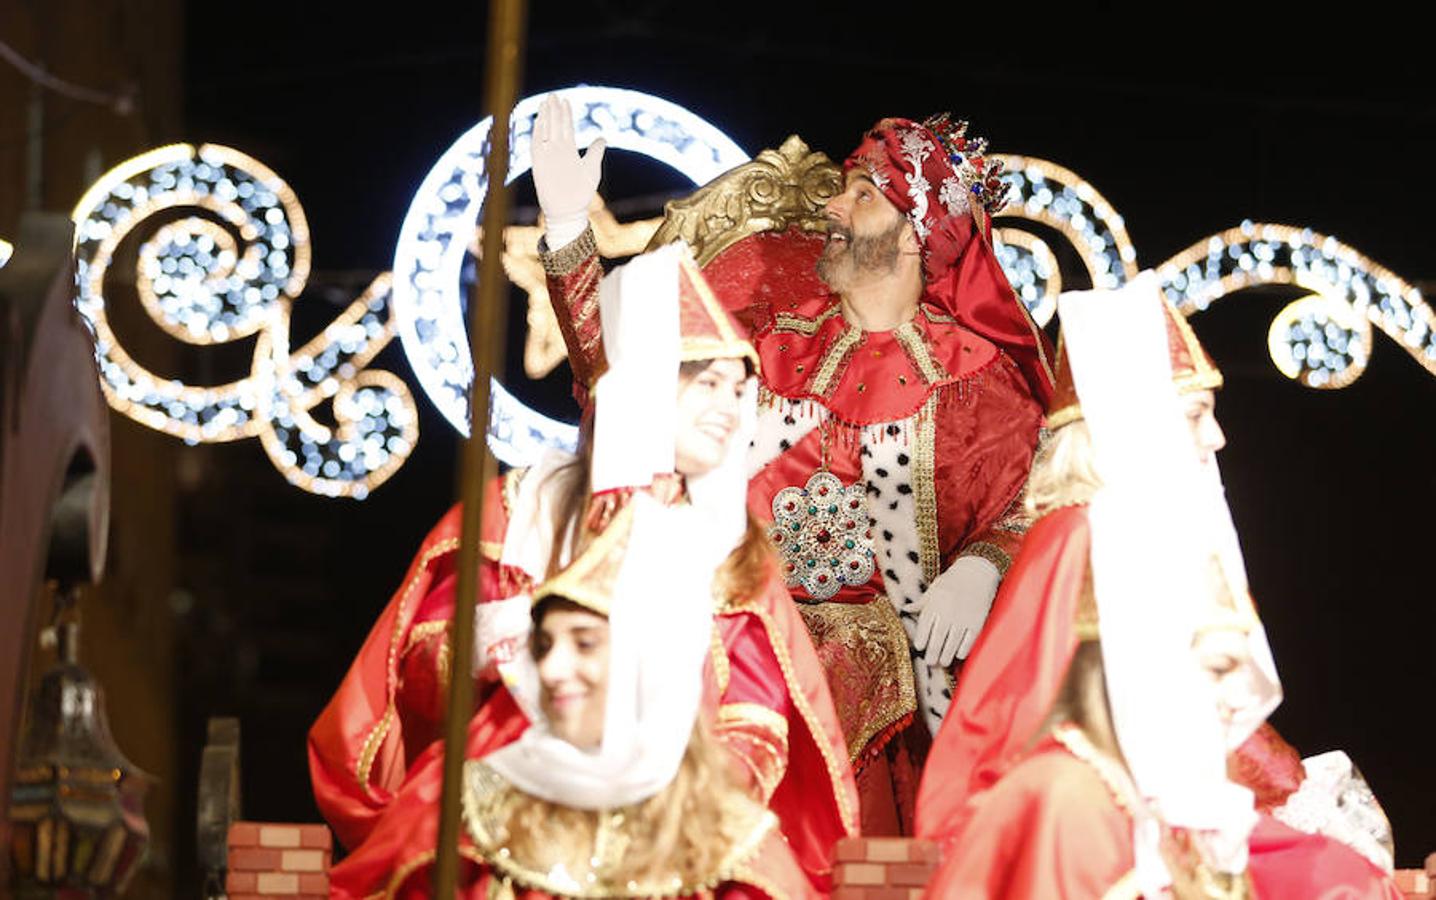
top-left (532, 599), bottom-right (610, 749)
top-left (329, 496), bottom-right (819, 898)
top-left (309, 242), bottom-right (858, 896)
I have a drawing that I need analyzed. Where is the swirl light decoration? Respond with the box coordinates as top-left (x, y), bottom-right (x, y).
top-left (990, 157), bottom-right (1434, 391)
top-left (71, 143), bottom-right (416, 499)
top-left (71, 87), bottom-right (750, 494)
top-left (72, 92), bottom-right (1433, 496)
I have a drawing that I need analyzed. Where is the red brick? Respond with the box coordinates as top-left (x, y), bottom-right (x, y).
top-left (259, 872), bottom-right (300, 894)
top-left (227, 871), bottom-right (257, 893)
top-left (297, 873), bottom-right (327, 894)
top-left (227, 847), bottom-right (330, 872)
top-left (279, 849), bottom-right (328, 872)
top-left (908, 839), bottom-right (941, 864)
top-left (836, 862), bottom-right (886, 886)
top-left (228, 822), bottom-right (332, 851)
top-left (228, 822), bottom-right (261, 847)
top-left (832, 888), bottom-right (870, 900)
top-left (888, 863), bottom-right (935, 887)
top-left (865, 838), bottom-right (911, 863)
top-left (834, 838), bottom-right (869, 863)
top-left (1427, 852), bottom-right (1436, 878)
top-left (227, 847), bottom-right (282, 871)
top-left (1394, 869), bottom-right (1430, 897)
top-left (858, 889), bottom-right (912, 900)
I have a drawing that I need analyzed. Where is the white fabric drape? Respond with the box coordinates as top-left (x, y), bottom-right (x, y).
top-left (1058, 270), bottom-right (1279, 891)
top-left (482, 494), bottom-right (717, 809)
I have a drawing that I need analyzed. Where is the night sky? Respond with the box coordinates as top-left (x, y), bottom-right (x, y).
top-left (177, 5), bottom-right (1436, 868)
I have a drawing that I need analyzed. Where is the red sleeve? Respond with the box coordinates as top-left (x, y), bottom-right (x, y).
top-left (539, 226), bottom-right (606, 405)
top-left (327, 689), bottom-right (530, 900)
top-left (713, 614), bottom-right (794, 804)
top-left (1248, 815), bottom-right (1403, 900)
top-left (916, 507), bottom-right (1090, 843)
top-left (934, 351), bottom-right (1042, 571)
top-left (715, 572), bottom-right (860, 896)
top-left (926, 747), bottom-right (1133, 899)
top-left (1230, 722), bottom-right (1306, 813)
top-left (309, 479), bottom-right (522, 850)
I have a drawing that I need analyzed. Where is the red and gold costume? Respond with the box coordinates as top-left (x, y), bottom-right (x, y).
top-left (920, 508), bottom-right (1400, 899)
top-left (308, 477), bottom-right (522, 851)
top-left (919, 298), bottom-right (1400, 897)
top-left (542, 116), bottom-right (1052, 834)
top-left (330, 504), bottom-right (818, 900)
top-left (310, 254), bottom-right (857, 892)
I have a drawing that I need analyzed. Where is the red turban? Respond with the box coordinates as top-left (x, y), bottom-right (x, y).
top-left (845, 115), bottom-right (1055, 406)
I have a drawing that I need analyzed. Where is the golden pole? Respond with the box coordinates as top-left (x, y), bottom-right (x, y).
top-left (432, 0), bottom-right (527, 895)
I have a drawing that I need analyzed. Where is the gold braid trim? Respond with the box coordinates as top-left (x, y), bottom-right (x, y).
top-left (960, 541), bottom-right (1012, 577)
top-left (374, 844), bottom-right (488, 899)
top-left (717, 702), bottom-right (790, 740)
top-left (730, 603), bottom-right (859, 838)
top-left (914, 393), bottom-right (941, 584)
top-left (709, 625), bottom-right (732, 695)
top-left (1051, 723), bottom-right (1138, 816)
top-left (403, 619), bottom-right (450, 654)
top-left (716, 703), bottom-right (791, 802)
top-left (808, 324), bottom-right (863, 398)
top-left (919, 303), bottom-right (958, 325)
top-left (538, 223), bottom-right (598, 276)
top-left (356, 536), bottom-right (462, 798)
top-left (893, 322), bottom-right (949, 385)
top-left (460, 762), bottom-right (779, 897)
top-left (771, 303), bottom-right (842, 337)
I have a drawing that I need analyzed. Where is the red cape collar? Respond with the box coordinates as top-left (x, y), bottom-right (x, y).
top-left (755, 294), bottom-right (998, 425)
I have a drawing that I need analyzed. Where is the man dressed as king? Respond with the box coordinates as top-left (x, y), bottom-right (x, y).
top-left (534, 98), bottom-right (1053, 832)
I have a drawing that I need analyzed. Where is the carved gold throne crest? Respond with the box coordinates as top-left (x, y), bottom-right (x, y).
top-left (645, 136), bottom-right (841, 322)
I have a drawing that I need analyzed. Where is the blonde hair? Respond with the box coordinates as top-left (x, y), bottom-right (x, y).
top-left (497, 720), bottom-right (753, 885)
top-left (1024, 420), bottom-right (1104, 519)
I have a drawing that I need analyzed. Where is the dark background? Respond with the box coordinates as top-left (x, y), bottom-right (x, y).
top-left (153, 3), bottom-right (1436, 889)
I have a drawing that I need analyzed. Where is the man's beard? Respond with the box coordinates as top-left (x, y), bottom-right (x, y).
top-left (815, 218), bottom-right (906, 292)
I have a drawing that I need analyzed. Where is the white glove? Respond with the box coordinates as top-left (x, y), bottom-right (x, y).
top-left (532, 94), bottom-right (606, 249)
top-left (912, 555), bottom-right (1001, 667)
top-left (473, 594), bottom-right (534, 678)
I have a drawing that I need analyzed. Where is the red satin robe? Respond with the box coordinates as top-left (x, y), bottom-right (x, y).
top-left (309, 476), bottom-right (858, 892)
top-left (916, 506), bottom-right (1360, 843)
top-left (328, 689), bottom-right (817, 900)
top-left (917, 506), bottom-right (1401, 898)
top-left (542, 228), bottom-right (1043, 834)
top-left (308, 475), bottom-right (521, 852)
top-left (926, 737), bottom-right (1402, 900)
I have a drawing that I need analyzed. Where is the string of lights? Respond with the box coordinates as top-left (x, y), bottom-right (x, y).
top-left (68, 91), bottom-right (1433, 498)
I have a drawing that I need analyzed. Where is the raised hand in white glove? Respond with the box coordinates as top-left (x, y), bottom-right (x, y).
top-left (532, 94), bottom-right (606, 249)
top-left (911, 555), bottom-right (1001, 667)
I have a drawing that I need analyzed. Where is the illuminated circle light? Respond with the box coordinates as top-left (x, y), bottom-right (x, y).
top-left (0, 238), bottom-right (12, 269)
top-left (390, 85), bottom-right (751, 447)
top-left (1156, 220), bottom-right (1435, 389)
top-left (71, 144), bottom-right (416, 497)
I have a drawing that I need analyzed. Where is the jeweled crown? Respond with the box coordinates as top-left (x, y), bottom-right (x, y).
top-left (922, 112), bottom-right (1010, 217)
